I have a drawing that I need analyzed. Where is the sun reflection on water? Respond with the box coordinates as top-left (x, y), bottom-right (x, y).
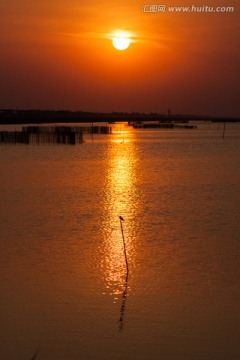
top-left (99, 125), bottom-right (141, 304)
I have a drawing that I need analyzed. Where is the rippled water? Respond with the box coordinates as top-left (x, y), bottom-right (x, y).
top-left (1, 123), bottom-right (240, 360)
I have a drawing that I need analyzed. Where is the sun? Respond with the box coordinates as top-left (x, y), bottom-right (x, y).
top-left (111, 31), bottom-right (131, 51)
top-left (112, 37), bottom-right (131, 51)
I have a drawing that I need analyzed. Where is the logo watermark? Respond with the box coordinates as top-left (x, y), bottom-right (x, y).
top-left (141, 4), bottom-right (235, 13)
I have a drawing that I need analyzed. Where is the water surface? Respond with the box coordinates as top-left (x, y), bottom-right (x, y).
top-left (1, 123), bottom-right (240, 360)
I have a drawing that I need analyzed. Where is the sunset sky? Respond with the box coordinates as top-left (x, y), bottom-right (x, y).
top-left (1, 0), bottom-right (239, 116)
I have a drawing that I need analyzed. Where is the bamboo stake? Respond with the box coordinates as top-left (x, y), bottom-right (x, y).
top-left (30, 348), bottom-right (39, 360)
top-left (119, 216), bottom-right (129, 274)
top-left (223, 122), bottom-right (226, 140)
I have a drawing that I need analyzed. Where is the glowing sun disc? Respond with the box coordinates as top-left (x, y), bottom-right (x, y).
top-left (112, 37), bottom-right (131, 51)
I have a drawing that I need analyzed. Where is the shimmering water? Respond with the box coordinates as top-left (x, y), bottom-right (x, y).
top-left (1, 123), bottom-right (240, 360)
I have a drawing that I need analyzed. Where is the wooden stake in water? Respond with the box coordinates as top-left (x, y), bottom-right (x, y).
top-left (30, 348), bottom-right (39, 360)
top-left (223, 122), bottom-right (226, 140)
top-left (119, 216), bottom-right (129, 274)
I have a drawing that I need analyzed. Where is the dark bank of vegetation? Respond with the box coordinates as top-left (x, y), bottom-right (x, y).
top-left (0, 109), bottom-right (239, 125)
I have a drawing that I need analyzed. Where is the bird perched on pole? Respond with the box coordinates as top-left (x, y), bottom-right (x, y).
top-left (119, 216), bottom-right (124, 221)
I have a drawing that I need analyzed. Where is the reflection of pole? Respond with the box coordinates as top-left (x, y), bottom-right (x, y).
top-left (118, 272), bottom-right (128, 331)
top-left (119, 216), bottom-right (129, 274)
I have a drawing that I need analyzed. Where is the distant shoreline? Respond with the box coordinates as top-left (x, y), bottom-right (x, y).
top-left (0, 110), bottom-right (239, 125)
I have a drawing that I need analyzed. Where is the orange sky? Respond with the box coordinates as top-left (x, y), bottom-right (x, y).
top-left (1, 0), bottom-right (239, 116)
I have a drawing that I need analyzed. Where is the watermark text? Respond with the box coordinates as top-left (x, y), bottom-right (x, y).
top-left (142, 4), bottom-right (235, 13)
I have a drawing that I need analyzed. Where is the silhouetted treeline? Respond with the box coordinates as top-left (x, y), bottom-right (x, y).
top-left (0, 109), bottom-right (239, 125)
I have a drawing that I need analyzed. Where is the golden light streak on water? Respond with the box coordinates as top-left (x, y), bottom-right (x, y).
top-left (99, 126), bottom-right (141, 303)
